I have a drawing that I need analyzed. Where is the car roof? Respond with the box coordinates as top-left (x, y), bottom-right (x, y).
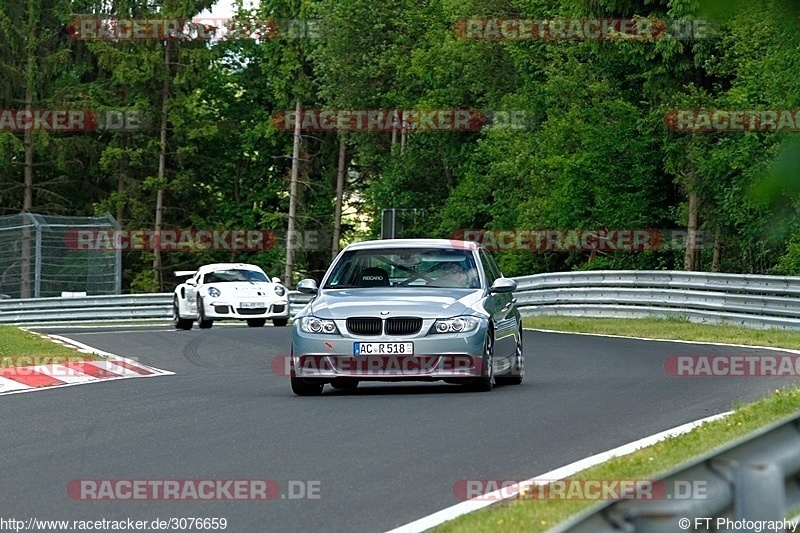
top-left (197, 263), bottom-right (265, 273)
top-left (342, 239), bottom-right (479, 252)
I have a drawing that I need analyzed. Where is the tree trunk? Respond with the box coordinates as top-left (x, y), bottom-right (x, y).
top-left (711, 225), bottom-right (721, 272)
top-left (117, 133), bottom-right (128, 225)
top-left (684, 187), bottom-right (699, 271)
top-left (20, 0), bottom-right (36, 298)
top-left (284, 98), bottom-right (302, 286)
top-left (153, 42), bottom-right (170, 291)
top-left (332, 132), bottom-right (347, 259)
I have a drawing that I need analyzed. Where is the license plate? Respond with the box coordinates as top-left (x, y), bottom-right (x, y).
top-left (354, 342), bottom-right (414, 355)
top-left (239, 301), bottom-right (266, 309)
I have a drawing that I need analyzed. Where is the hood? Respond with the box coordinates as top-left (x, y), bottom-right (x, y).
top-left (309, 287), bottom-right (484, 320)
top-left (211, 282), bottom-right (273, 297)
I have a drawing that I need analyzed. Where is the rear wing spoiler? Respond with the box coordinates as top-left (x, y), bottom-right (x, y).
top-left (174, 270), bottom-right (196, 277)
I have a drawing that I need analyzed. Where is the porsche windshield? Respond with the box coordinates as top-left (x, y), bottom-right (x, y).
top-left (323, 248), bottom-right (480, 289)
top-left (203, 269), bottom-right (268, 283)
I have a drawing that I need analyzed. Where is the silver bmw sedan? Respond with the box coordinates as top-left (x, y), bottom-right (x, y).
top-left (290, 239), bottom-right (524, 395)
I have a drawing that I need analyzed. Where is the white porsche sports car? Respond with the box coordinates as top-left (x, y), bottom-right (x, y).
top-left (172, 263), bottom-right (290, 330)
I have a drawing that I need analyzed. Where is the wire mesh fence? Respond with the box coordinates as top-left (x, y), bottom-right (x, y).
top-left (0, 213), bottom-right (121, 299)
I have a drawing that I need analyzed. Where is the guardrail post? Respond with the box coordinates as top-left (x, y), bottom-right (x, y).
top-left (732, 461), bottom-right (784, 524)
top-left (34, 222), bottom-right (42, 298)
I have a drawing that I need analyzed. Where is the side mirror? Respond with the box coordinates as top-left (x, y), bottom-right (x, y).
top-left (186, 278), bottom-right (197, 287)
top-left (297, 279), bottom-right (319, 294)
top-left (272, 277), bottom-right (282, 284)
top-left (489, 278), bottom-right (516, 294)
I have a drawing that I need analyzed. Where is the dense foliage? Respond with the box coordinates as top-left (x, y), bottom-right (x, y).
top-left (1, 0), bottom-right (798, 290)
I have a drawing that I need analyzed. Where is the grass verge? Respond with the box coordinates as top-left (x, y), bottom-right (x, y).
top-left (523, 315), bottom-right (800, 350)
top-left (434, 316), bottom-right (800, 532)
top-left (0, 326), bottom-right (98, 367)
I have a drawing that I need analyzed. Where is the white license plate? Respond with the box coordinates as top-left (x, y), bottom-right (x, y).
top-left (239, 301), bottom-right (266, 309)
top-left (354, 342), bottom-right (414, 355)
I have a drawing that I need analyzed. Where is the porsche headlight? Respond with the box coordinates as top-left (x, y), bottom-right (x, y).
top-left (274, 285), bottom-right (286, 297)
top-left (207, 287), bottom-right (221, 298)
top-left (431, 316), bottom-right (481, 334)
top-left (299, 317), bottom-right (339, 334)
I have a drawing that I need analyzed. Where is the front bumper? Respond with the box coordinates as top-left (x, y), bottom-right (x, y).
top-left (202, 299), bottom-right (289, 319)
top-left (291, 320), bottom-right (487, 381)
top-left (291, 354), bottom-right (484, 380)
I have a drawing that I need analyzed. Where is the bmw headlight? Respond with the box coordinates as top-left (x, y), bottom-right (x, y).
top-left (431, 316), bottom-right (481, 334)
top-left (299, 317), bottom-right (339, 334)
top-left (207, 287), bottom-right (221, 298)
top-left (274, 285), bottom-right (286, 297)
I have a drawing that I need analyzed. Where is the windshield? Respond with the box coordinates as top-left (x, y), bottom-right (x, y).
top-left (323, 248), bottom-right (480, 289)
top-left (203, 269), bottom-right (268, 283)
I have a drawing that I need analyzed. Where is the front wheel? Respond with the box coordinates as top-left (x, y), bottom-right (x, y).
top-left (496, 328), bottom-right (524, 386)
top-left (173, 296), bottom-right (193, 330)
top-left (247, 318), bottom-right (267, 327)
top-left (291, 377), bottom-right (324, 396)
top-left (465, 332), bottom-right (494, 392)
top-left (273, 318), bottom-right (289, 327)
top-left (197, 298), bottom-right (213, 329)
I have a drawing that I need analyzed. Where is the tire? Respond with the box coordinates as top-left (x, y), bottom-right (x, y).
top-left (197, 298), bottom-right (213, 329)
top-left (247, 318), bottom-right (267, 327)
top-left (291, 377), bottom-right (324, 396)
top-left (496, 327), bottom-right (524, 386)
top-left (273, 318), bottom-right (289, 327)
top-left (173, 296), bottom-right (193, 330)
top-left (465, 331), bottom-right (494, 392)
top-left (330, 378), bottom-right (359, 390)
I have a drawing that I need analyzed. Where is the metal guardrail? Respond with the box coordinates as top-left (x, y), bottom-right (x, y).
top-left (514, 270), bottom-right (800, 329)
top-left (2, 270), bottom-right (800, 327)
top-left (0, 292), bottom-right (314, 325)
top-left (552, 412), bottom-right (800, 532)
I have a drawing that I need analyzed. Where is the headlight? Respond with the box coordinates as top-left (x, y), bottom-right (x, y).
top-left (274, 285), bottom-right (286, 297)
top-left (207, 287), bottom-right (221, 298)
top-left (299, 317), bottom-right (339, 334)
top-left (431, 316), bottom-right (481, 334)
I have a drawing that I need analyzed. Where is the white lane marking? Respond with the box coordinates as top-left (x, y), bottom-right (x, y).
top-left (89, 360), bottom-right (147, 377)
top-left (385, 411), bottom-right (732, 533)
top-left (33, 322), bottom-right (251, 333)
top-left (525, 327), bottom-right (800, 354)
top-left (0, 332), bottom-right (174, 396)
top-left (31, 364), bottom-right (97, 384)
top-left (0, 376), bottom-right (31, 392)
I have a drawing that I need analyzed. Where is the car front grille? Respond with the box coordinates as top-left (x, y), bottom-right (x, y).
top-left (214, 305), bottom-right (230, 314)
top-left (272, 304), bottom-right (285, 313)
top-left (385, 317), bottom-right (422, 335)
top-left (346, 317), bottom-right (382, 336)
top-left (346, 317), bottom-right (423, 336)
top-left (238, 307), bottom-right (267, 315)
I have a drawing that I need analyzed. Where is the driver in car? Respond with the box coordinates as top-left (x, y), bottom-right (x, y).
top-left (436, 261), bottom-right (472, 287)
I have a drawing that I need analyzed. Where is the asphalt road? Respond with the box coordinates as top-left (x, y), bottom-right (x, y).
top-left (1, 325), bottom-right (796, 532)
